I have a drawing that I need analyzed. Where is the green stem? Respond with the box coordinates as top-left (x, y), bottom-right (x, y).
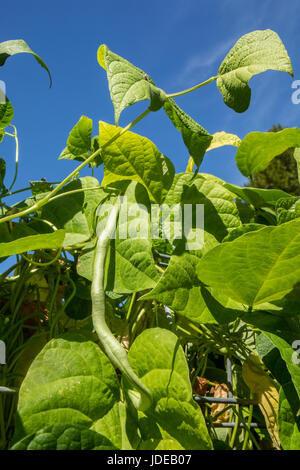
top-left (242, 394), bottom-right (254, 450)
top-left (6, 126), bottom-right (19, 193)
top-left (185, 156), bottom-right (194, 173)
top-left (167, 76), bottom-right (217, 98)
top-left (20, 249), bottom-right (62, 267)
top-left (229, 405), bottom-right (240, 449)
top-left (47, 186), bottom-right (101, 204)
top-left (49, 275), bottom-right (76, 338)
top-left (0, 108), bottom-right (151, 226)
top-left (126, 292), bottom-right (137, 323)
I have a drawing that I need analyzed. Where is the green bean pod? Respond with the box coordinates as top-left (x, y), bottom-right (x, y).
top-left (91, 200), bottom-right (152, 411)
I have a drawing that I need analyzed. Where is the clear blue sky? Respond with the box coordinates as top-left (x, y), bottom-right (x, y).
top-left (1, 0), bottom-right (300, 204)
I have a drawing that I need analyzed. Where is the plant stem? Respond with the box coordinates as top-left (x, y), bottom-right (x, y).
top-left (242, 393), bottom-right (254, 450)
top-left (185, 156), bottom-right (194, 173)
top-left (0, 108), bottom-right (151, 225)
top-left (229, 405), bottom-right (240, 448)
top-left (6, 126), bottom-right (19, 193)
top-left (167, 76), bottom-right (217, 99)
top-left (126, 292), bottom-right (137, 323)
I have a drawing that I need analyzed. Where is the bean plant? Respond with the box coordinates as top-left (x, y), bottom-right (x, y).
top-left (0, 30), bottom-right (300, 451)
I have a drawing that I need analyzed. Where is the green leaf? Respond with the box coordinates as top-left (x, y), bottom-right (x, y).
top-left (11, 424), bottom-right (116, 450)
top-left (235, 128), bottom-right (300, 177)
top-left (0, 39), bottom-right (52, 86)
top-left (256, 332), bottom-right (300, 412)
top-left (165, 173), bottom-right (241, 241)
top-left (278, 389), bottom-right (300, 450)
top-left (197, 219), bottom-right (300, 306)
top-left (163, 98), bottom-right (212, 167)
top-left (143, 250), bottom-right (242, 324)
top-left (224, 182), bottom-right (292, 208)
top-left (223, 223), bottom-right (266, 242)
top-left (0, 230), bottom-right (65, 257)
top-left (41, 176), bottom-right (102, 247)
top-left (98, 44), bottom-right (167, 124)
top-left (100, 121), bottom-right (174, 204)
top-left (91, 402), bottom-right (136, 450)
top-left (127, 328), bottom-right (213, 450)
top-left (206, 131), bottom-right (241, 152)
top-left (241, 311), bottom-right (300, 344)
top-left (217, 29), bottom-right (293, 113)
top-left (30, 180), bottom-right (53, 196)
top-left (276, 196), bottom-right (300, 224)
top-left (0, 99), bottom-right (14, 129)
top-left (13, 334), bottom-right (120, 443)
top-left (66, 116), bottom-right (92, 158)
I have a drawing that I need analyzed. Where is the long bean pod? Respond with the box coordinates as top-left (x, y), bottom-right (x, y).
top-left (91, 200), bottom-right (152, 411)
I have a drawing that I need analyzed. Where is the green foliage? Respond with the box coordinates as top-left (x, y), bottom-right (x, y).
top-left (0, 29), bottom-right (299, 451)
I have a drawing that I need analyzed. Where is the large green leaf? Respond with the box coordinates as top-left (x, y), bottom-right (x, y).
top-left (143, 250), bottom-right (243, 324)
top-left (41, 176), bottom-right (102, 246)
top-left (100, 121), bottom-right (174, 204)
top-left (0, 39), bottom-right (52, 86)
top-left (126, 328), bottom-right (212, 450)
top-left (235, 128), bottom-right (300, 177)
top-left (98, 44), bottom-right (166, 125)
top-left (11, 424), bottom-right (116, 450)
top-left (224, 183), bottom-right (291, 209)
top-left (13, 335), bottom-right (120, 444)
top-left (278, 389), bottom-right (300, 450)
top-left (163, 98), bottom-right (212, 167)
top-left (197, 219), bottom-right (300, 306)
top-left (0, 229), bottom-right (65, 257)
top-left (165, 173), bottom-right (240, 241)
top-left (217, 29), bottom-right (293, 113)
top-left (0, 99), bottom-right (14, 129)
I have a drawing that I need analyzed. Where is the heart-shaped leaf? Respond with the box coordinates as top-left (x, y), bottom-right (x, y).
top-left (0, 39), bottom-right (52, 86)
top-left (217, 30), bottom-right (293, 113)
top-left (197, 219), bottom-right (300, 306)
top-left (98, 45), bottom-right (167, 124)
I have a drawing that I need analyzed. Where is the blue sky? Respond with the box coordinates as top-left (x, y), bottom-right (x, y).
top-left (1, 0), bottom-right (300, 206)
